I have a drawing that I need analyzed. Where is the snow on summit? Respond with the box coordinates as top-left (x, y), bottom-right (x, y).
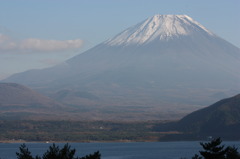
top-left (105, 14), bottom-right (214, 46)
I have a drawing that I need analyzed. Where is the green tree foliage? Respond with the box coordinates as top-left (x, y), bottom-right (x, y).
top-left (15, 143), bottom-right (101, 159)
top-left (191, 154), bottom-right (202, 159)
top-left (191, 138), bottom-right (240, 159)
top-left (42, 143), bottom-right (76, 159)
top-left (226, 146), bottom-right (240, 159)
top-left (16, 144), bottom-right (34, 159)
top-left (80, 151), bottom-right (101, 159)
top-left (199, 138), bottom-right (228, 159)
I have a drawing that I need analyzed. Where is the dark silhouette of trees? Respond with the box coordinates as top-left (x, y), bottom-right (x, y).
top-left (199, 137), bottom-right (228, 159)
top-left (13, 139), bottom-right (240, 159)
top-left (226, 146), bottom-right (240, 159)
top-left (80, 151), bottom-right (101, 159)
top-left (16, 143), bottom-right (101, 159)
top-left (16, 144), bottom-right (35, 159)
top-left (42, 144), bottom-right (76, 159)
top-left (191, 138), bottom-right (240, 159)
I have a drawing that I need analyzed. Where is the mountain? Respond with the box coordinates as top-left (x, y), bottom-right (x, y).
top-left (155, 94), bottom-right (240, 140)
top-left (178, 94), bottom-right (240, 133)
top-left (0, 83), bottom-right (67, 120)
top-left (3, 15), bottom-right (240, 120)
top-left (104, 14), bottom-right (214, 45)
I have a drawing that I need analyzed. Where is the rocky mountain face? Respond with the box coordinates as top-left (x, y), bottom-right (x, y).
top-left (3, 15), bottom-right (240, 120)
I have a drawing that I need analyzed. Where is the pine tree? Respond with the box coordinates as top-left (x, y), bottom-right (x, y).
top-left (226, 146), bottom-right (240, 159)
top-left (199, 138), bottom-right (227, 159)
top-left (42, 143), bottom-right (77, 159)
top-left (16, 144), bottom-right (34, 159)
top-left (80, 151), bottom-right (101, 159)
top-left (16, 143), bottom-right (101, 159)
top-left (191, 154), bottom-right (202, 159)
top-left (191, 138), bottom-right (240, 159)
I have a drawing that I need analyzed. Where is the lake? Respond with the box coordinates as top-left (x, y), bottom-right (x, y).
top-left (0, 141), bottom-right (240, 159)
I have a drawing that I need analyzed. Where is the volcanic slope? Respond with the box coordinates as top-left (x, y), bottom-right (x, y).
top-left (3, 15), bottom-right (240, 120)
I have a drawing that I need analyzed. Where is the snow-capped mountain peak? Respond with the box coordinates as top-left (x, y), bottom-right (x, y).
top-left (105, 14), bottom-right (214, 46)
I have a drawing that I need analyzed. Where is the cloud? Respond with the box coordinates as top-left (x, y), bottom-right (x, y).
top-left (0, 34), bottom-right (18, 51)
top-left (20, 38), bottom-right (83, 52)
top-left (0, 34), bottom-right (84, 53)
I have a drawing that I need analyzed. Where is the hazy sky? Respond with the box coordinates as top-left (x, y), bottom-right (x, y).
top-left (0, 0), bottom-right (239, 80)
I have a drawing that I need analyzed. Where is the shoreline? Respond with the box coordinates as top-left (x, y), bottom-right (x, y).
top-left (1, 139), bottom-right (240, 144)
top-left (0, 139), bottom-right (158, 144)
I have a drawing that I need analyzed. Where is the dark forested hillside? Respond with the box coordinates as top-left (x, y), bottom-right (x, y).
top-left (178, 94), bottom-right (240, 134)
top-left (154, 94), bottom-right (240, 140)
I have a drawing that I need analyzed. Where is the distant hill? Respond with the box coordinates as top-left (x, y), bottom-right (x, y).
top-left (178, 94), bottom-right (240, 136)
top-left (0, 83), bottom-right (68, 120)
top-left (154, 94), bottom-right (240, 140)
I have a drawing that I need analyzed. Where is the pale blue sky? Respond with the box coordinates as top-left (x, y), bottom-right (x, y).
top-left (0, 0), bottom-right (239, 79)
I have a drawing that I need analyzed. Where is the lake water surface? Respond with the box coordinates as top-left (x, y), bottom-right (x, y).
top-left (0, 141), bottom-right (239, 159)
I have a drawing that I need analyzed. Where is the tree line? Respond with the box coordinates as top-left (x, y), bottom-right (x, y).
top-left (0, 138), bottom-right (239, 159)
top-left (16, 143), bottom-right (100, 159)
top-left (189, 138), bottom-right (240, 159)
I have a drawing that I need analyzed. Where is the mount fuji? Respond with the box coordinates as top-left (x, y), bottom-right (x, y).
top-left (3, 15), bottom-right (240, 120)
